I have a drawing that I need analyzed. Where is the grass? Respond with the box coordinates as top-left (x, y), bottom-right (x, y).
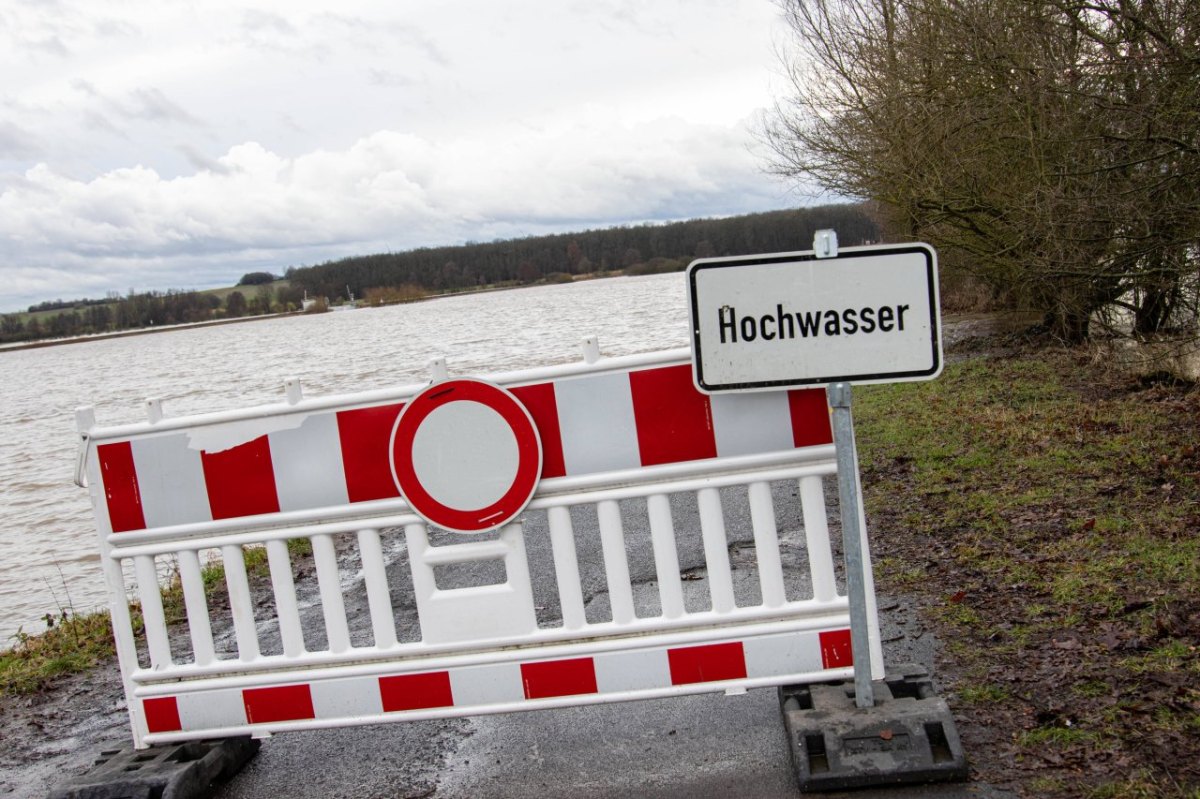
top-left (1, 539), bottom-right (313, 696)
top-left (957, 683), bottom-right (1010, 704)
top-left (1017, 725), bottom-right (1099, 747)
top-left (1088, 777), bottom-right (1200, 799)
top-left (160, 540), bottom-right (311, 624)
top-left (1, 611), bottom-right (116, 695)
top-left (855, 346), bottom-right (1200, 795)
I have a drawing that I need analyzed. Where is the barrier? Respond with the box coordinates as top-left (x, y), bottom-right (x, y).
top-left (76, 343), bottom-right (883, 749)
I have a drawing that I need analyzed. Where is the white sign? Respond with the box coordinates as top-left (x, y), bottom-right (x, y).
top-left (687, 244), bottom-right (942, 393)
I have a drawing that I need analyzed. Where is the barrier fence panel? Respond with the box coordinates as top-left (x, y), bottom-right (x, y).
top-left (76, 346), bottom-right (882, 748)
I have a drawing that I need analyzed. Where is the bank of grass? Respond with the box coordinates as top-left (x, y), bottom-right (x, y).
top-left (202, 279), bottom-right (289, 303)
top-left (0, 611), bottom-right (116, 694)
top-left (0, 539), bottom-right (313, 695)
top-left (855, 346), bottom-right (1200, 797)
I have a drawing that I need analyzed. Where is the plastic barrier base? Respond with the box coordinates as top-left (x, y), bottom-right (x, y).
top-left (47, 737), bottom-right (259, 799)
top-left (780, 665), bottom-right (968, 792)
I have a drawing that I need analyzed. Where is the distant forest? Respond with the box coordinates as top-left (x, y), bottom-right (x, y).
top-left (286, 204), bottom-right (878, 299)
top-left (1, 204), bottom-right (877, 346)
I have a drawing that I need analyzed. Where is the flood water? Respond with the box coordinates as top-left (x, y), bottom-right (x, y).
top-left (0, 273), bottom-right (689, 639)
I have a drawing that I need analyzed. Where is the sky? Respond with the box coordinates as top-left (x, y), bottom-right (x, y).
top-left (0, 0), bottom-right (810, 312)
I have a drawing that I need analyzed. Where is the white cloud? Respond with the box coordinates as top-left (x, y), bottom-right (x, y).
top-left (0, 0), bottom-right (800, 311)
top-left (0, 115), bottom-right (787, 306)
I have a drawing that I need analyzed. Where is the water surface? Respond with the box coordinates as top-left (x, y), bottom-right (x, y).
top-left (0, 273), bottom-right (688, 638)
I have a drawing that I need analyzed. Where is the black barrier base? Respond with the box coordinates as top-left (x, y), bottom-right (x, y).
top-left (780, 665), bottom-right (968, 792)
top-left (47, 736), bottom-right (260, 799)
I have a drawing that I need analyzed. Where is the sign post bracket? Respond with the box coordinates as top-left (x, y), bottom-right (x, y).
top-left (813, 228), bottom-right (838, 259)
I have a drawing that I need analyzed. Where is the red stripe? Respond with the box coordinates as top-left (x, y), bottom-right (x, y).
top-left (521, 657), bottom-right (598, 699)
top-left (379, 671), bottom-right (454, 712)
top-left (336, 403), bottom-right (404, 502)
top-left (819, 629), bottom-right (853, 669)
top-left (143, 696), bottom-right (181, 733)
top-left (787, 389), bottom-right (833, 448)
top-left (200, 435), bottom-right (280, 520)
top-left (667, 642), bottom-right (747, 685)
top-left (97, 441), bottom-right (146, 532)
top-left (510, 382), bottom-right (565, 479)
top-left (629, 364), bottom-right (717, 467)
top-left (243, 684), bottom-right (315, 724)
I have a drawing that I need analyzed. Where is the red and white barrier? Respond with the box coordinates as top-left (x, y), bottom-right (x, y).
top-left (96, 361), bottom-right (832, 532)
top-left (77, 345), bottom-right (881, 749)
top-left (139, 627), bottom-right (853, 739)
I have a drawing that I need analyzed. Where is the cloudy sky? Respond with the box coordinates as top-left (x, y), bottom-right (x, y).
top-left (0, 0), bottom-right (810, 312)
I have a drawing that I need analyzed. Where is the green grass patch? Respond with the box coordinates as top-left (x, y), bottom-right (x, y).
top-left (1119, 640), bottom-right (1199, 675)
top-left (957, 683), bottom-right (1010, 704)
top-left (5, 539), bottom-right (316, 695)
top-left (160, 541), bottom-right (308, 624)
top-left (1018, 725), bottom-right (1099, 747)
top-left (1074, 680), bottom-right (1112, 698)
top-left (854, 345), bottom-right (1200, 792)
top-left (1030, 776), bottom-right (1069, 794)
top-left (286, 537), bottom-right (313, 557)
top-left (0, 612), bottom-right (115, 694)
top-left (1087, 774), bottom-right (1200, 799)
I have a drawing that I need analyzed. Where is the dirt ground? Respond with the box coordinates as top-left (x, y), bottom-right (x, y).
top-left (857, 324), bottom-right (1200, 798)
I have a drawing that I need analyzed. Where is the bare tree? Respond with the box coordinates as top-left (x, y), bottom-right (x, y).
top-left (765, 0), bottom-right (1200, 342)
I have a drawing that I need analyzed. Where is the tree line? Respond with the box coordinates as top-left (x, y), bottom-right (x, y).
top-left (284, 205), bottom-right (878, 301)
top-left (0, 284), bottom-right (306, 345)
top-left (0, 205), bottom-right (878, 346)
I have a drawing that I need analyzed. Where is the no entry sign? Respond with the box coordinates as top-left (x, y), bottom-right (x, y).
top-left (687, 244), bottom-right (942, 392)
top-left (390, 378), bottom-right (542, 533)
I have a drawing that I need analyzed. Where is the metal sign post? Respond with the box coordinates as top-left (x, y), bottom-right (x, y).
top-left (813, 233), bottom-right (875, 711)
top-left (813, 232), bottom-right (874, 710)
top-left (828, 381), bottom-right (873, 709)
top-left (687, 231), bottom-right (967, 789)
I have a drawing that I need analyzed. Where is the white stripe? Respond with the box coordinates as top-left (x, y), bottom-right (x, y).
top-left (177, 687), bottom-right (245, 731)
top-left (743, 630), bottom-right (823, 678)
top-left (153, 629), bottom-right (844, 735)
top-left (594, 648), bottom-right (671, 693)
top-left (449, 663), bottom-right (524, 706)
top-left (311, 676), bottom-right (383, 719)
top-left (131, 434), bottom-right (212, 529)
top-left (710, 391), bottom-right (794, 458)
top-left (269, 412), bottom-right (349, 512)
top-left (554, 373), bottom-right (640, 475)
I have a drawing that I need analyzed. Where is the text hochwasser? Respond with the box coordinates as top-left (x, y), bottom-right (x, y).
top-left (718, 303), bottom-right (912, 344)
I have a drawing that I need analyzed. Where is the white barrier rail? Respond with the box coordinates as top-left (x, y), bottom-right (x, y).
top-left (77, 346), bottom-right (882, 748)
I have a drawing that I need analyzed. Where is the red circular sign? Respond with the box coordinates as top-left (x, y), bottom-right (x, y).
top-left (390, 378), bottom-right (542, 533)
